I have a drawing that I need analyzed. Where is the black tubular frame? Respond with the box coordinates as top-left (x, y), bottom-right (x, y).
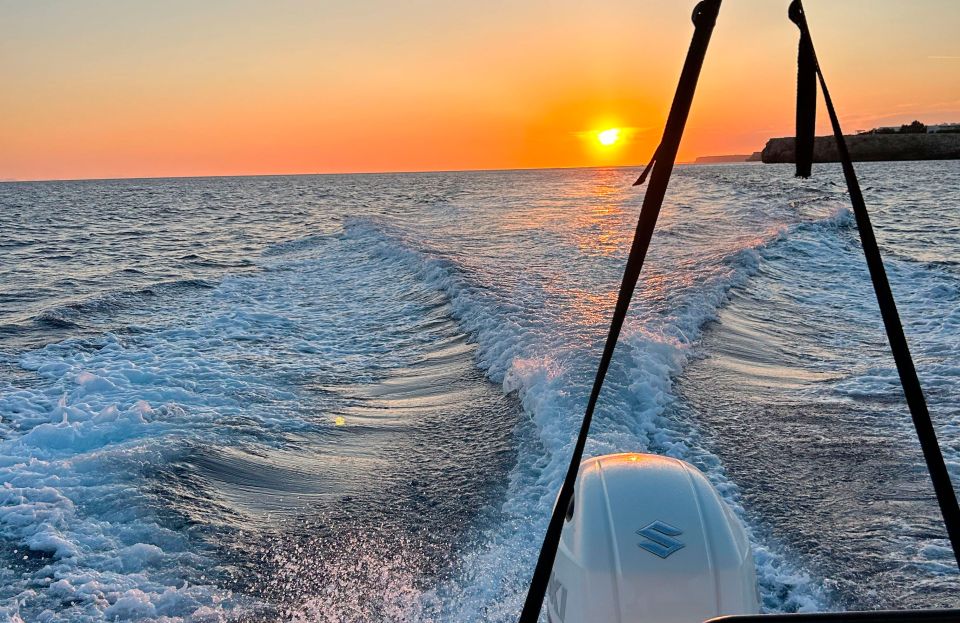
top-left (789, 0), bottom-right (960, 569)
top-left (516, 0), bottom-right (960, 621)
top-left (515, 1), bottom-right (723, 620)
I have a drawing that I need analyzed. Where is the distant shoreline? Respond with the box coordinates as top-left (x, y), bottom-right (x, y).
top-left (691, 121), bottom-right (960, 165)
top-left (691, 154), bottom-right (761, 164)
top-left (760, 132), bottom-right (960, 163)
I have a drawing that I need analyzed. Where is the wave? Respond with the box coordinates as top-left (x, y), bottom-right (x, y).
top-left (22, 279), bottom-right (218, 326)
top-left (0, 219), bottom-right (503, 620)
top-left (261, 233), bottom-right (335, 257)
top-left (0, 191), bottom-right (910, 620)
top-left (325, 213), bottom-right (850, 619)
top-left (686, 192), bottom-right (960, 607)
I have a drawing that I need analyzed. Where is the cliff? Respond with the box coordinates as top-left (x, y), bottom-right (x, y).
top-left (761, 133), bottom-right (960, 163)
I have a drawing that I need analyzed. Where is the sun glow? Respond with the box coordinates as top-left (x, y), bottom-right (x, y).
top-left (597, 128), bottom-right (621, 146)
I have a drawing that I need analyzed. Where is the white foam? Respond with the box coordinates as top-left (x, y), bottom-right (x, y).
top-left (9, 166), bottom-right (939, 619)
top-left (338, 212), bottom-right (835, 619)
top-left (0, 222), bottom-right (493, 620)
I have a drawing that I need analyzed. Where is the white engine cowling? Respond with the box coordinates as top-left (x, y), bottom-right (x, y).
top-left (547, 453), bottom-right (760, 623)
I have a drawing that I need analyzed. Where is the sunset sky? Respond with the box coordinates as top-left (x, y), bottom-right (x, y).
top-left (2, 0), bottom-right (958, 181)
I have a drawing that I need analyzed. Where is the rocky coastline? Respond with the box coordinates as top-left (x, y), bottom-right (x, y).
top-left (760, 133), bottom-right (960, 163)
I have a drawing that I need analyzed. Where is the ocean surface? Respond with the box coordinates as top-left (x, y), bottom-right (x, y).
top-left (1, 161), bottom-right (959, 621)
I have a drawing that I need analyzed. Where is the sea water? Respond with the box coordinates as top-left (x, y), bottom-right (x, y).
top-left (1, 161), bottom-right (958, 621)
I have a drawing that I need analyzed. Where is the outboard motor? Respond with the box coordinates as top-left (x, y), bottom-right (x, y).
top-left (547, 453), bottom-right (760, 623)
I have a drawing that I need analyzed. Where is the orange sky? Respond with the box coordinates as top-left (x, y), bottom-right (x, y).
top-left (2, 0), bottom-right (958, 181)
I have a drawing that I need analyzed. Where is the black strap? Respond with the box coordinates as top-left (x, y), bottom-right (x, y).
top-left (790, 0), bottom-right (960, 569)
top-left (516, 2), bottom-right (722, 621)
top-left (634, 144), bottom-right (660, 186)
top-left (791, 0), bottom-right (816, 178)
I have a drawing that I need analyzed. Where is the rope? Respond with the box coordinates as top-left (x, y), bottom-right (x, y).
top-left (789, 0), bottom-right (960, 570)
top-left (515, 2), bottom-right (722, 620)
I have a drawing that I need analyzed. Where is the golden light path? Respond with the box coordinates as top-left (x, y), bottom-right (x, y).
top-left (597, 128), bottom-right (621, 146)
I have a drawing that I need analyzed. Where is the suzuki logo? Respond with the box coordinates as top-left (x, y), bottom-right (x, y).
top-left (547, 572), bottom-right (568, 621)
top-left (636, 520), bottom-right (685, 558)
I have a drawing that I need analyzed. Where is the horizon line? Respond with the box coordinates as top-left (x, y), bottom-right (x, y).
top-left (1, 162), bottom-right (707, 185)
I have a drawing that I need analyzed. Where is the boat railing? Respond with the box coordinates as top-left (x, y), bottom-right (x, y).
top-left (707, 610), bottom-right (960, 623)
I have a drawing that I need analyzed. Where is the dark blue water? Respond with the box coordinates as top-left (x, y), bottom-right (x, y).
top-left (0, 162), bottom-right (958, 621)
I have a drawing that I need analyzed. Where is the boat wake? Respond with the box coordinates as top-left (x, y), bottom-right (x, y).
top-left (2, 163), bottom-right (957, 620)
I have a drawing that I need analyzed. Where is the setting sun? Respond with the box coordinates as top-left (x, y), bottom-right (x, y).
top-left (597, 128), bottom-right (621, 146)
